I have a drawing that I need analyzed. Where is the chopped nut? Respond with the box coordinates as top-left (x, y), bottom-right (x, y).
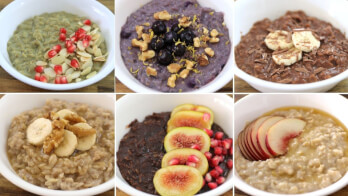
top-left (66, 124), bottom-right (96, 137)
top-left (143, 22), bottom-right (150, 27)
top-left (205, 47), bottom-right (215, 57)
top-left (142, 34), bottom-right (151, 43)
top-left (146, 67), bottom-right (157, 76)
top-left (36, 61), bottom-right (47, 66)
top-left (210, 29), bottom-right (219, 37)
top-left (179, 69), bottom-right (190, 79)
top-left (178, 16), bottom-right (192, 28)
top-left (132, 39), bottom-right (148, 51)
top-left (193, 37), bottom-right (200, 48)
top-left (167, 63), bottom-right (182, 73)
top-left (154, 10), bottom-right (172, 20)
top-left (185, 60), bottom-right (195, 70)
top-left (201, 35), bottom-right (210, 42)
top-left (136, 25), bottom-right (144, 39)
top-left (203, 27), bottom-right (209, 35)
top-left (209, 37), bottom-right (220, 43)
top-left (139, 50), bottom-right (155, 61)
top-left (198, 54), bottom-right (209, 66)
top-left (167, 74), bottom-right (177, 88)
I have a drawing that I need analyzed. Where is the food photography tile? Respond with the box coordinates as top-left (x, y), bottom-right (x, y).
top-left (234, 94), bottom-right (348, 196)
top-left (233, 0), bottom-right (348, 93)
top-left (116, 94), bottom-right (233, 196)
top-left (0, 94), bottom-right (115, 195)
top-left (0, 0), bottom-right (115, 92)
top-left (115, 0), bottom-right (233, 93)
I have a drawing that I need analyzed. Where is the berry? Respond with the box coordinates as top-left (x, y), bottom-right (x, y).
top-left (171, 22), bottom-right (180, 32)
top-left (173, 44), bottom-right (186, 56)
top-left (222, 139), bottom-right (232, 150)
top-left (120, 30), bottom-right (132, 39)
top-left (211, 156), bottom-right (220, 167)
top-left (75, 28), bottom-right (86, 40)
top-left (216, 177), bottom-right (225, 185)
top-left (152, 21), bottom-right (166, 35)
top-left (70, 59), bottom-right (80, 68)
top-left (39, 75), bottom-right (47, 83)
top-left (205, 173), bottom-right (212, 182)
top-left (210, 139), bottom-right (218, 148)
top-left (60, 28), bottom-right (67, 34)
top-left (157, 50), bottom-right (173, 65)
top-left (59, 33), bottom-right (66, 41)
top-left (204, 151), bottom-right (212, 160)
top-left (65, 40), bottom-right (73, 48)
top-left (60, 76), bottom-right (68, 84)
top-left (34, 66), bottom-right (44, 73)
top-left (164, 31), bottom-right (178, 44)
top-left (165, 44), bottom-right (175, 53)
top-left (210, 169), bottom-right (220, 178)
top-left (53, 44), bottom-right (62, 53)
top-left (208, 182), bottom-right (217, 189)
top-left (54, 65), bottom-right (63, 75)
top-left (34, 73), bottom-right (40, 81)
top-left (180, 29), bottom-right (195, 45)
top-left (70, 36), bottom-right (78, 43)
top-left (83, 19), bottom-right (91, 26)
top-left (214, 147), bottom-right (223, 155)
top-left (55, 76), bottom-right (61, 84)
top-left (67, 44), bottom-right (76, 53)
top-left (82, 38), bottom-right (90, 48)
top-left (204, 128), bottom-right (214, 137)
top-left (215, 132), bottom-right (224, 140)
top-left (169, 158), bottom-right (180, 165)
top-left (187, 155), bottom-right (199, 163)
top-left (229, 146), bottom-right (233, 155)
top-left (48, 50), bottom-right (57, 58)
top-left (215, 166), bottom-right (223, 174)
top-left (150, 37), bottom-right (165, 52)
top-left (191, 144), bottom-right (201, 151)
top-left (85, 35), bottom-right (92, 41)
top-left (227, 159), bottom-right (233, 169)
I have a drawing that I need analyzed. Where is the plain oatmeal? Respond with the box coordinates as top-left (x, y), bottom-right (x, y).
top-left (236, 107), bottom-right (348, 194)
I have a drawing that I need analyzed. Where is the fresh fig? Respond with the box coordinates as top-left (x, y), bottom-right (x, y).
top-left (164, 127), bottom-right (210, 153)
top-left (153, 165), bottom-right (203, 196)
top-left (162, 148), bottom-right (209, 175)
top-left (167, 111), bottom-right (212, 132)
top-left (171, 104), bottom-right (214, 125)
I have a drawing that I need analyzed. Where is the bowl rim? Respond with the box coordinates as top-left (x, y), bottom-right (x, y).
top-left (0, 0), bottom-right (115, 91)
top-left (114, 0), bottom-right (233, 93)
top-left (233, 0), bottom-right (348, 92)
top-left (233, 93), bottom-right (348, 196)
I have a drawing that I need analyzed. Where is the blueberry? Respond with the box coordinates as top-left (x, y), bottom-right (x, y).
top-left (152, 21), bottom-right (167, 35)
top-left (164, 31), bottom-right (178, 44)
top-left (184, 1), bottom-right (194, 7)
top-left (186, 79), bottom-right (196, 88)
top-left (150, 37), bottom-right (165, 51)
top-left (120, 30), bottom-right (131, 39)
top-left (158, 50), bottom-right (173, 65)
top-left (171, 23), bottom-right (180, 32)
top-left (173, 44), bottom-right (186, 56)
top-left (166, 44), bottom-right (175, 53)
top-left (179, 29), bottom-right (195, 45)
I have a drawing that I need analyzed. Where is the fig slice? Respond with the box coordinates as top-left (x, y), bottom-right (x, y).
top-left (167, 111), bottom-right (212, 132)
top-left (171, 104), bottom-right (214, 125)
top-left (153, 165), bottom-right (203, 196)
top-left (164, 127), bottom-right (210, 153)
top-left (162, 148), bottom-right (209, 175)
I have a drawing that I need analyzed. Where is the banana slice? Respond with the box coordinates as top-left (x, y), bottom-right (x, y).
top-left (56, 109), bottom-right (75, 119)
top-left (272, 48), bottom-right (302, 66)
top-left (54, 130), bottom-right (77, 157)
top-left (265, 30), bottom-right (293, 50)
top-left (292, 31), bottom-right (320, 52)
top-left (74, 123), bottom-right (97, 151)
top-left (27, 118), bottom-right (53, 145)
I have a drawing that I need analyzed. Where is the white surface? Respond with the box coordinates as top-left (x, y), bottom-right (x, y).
top-left (233, 0), bottom-right (348, 92)
top-left (115, 0), bottom-right (233, 93)
top-left (234, 94), bottom-right (348, 196)
top-left (0, 0), bottom-right (115, 91)
top-left (0, 94), bottom-right (115, 196)
top-left (116, 94), bottom-right (233, 196)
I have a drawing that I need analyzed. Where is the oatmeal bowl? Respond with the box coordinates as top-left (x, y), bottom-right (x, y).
top-left (234, 0), bottom-right (348, 92)
top-left (0, 0), bottom-right (115, 91)
top-left (115, 0), bottom-right (233, 93)
top-left (234, 94), bottom-right (348, 196)
top-left (116, 94), bottom-right (233, 195)
top-left (0, 94), bottom-right (115, 195)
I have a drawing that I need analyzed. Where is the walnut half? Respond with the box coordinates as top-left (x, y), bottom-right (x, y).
top-left (154, 10), bottom-right (172, 20)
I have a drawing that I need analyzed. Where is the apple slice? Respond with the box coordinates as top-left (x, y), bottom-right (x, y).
top-left (266, 118), bottom-right (306, 156)
top-left (256, 116), bottom-right (284, 158)
top-left (243, 122), bottom-right (264, 160)
top-left (250, 116), bottom-right (271, 159)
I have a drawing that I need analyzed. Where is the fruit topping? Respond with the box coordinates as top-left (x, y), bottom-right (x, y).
top-left (164, 31), bottom-right (178, 44)
top-left (152, 21), bottom-right (167, 35)
top-left (171, 22), bottom-right (180, 32)
top-left (173, 44), bottom-right (186, 56)
top-left (167, 111), bottom-right (212, 132)
top-left (180, 29), bottom-right (195, 45)
top-left (171, 104), bottom-right (214, 125)
top-left (26, 118), bottom-right (53, 145)
top-left (150, 37), bottom-right (165, 52)
top-left (158, 50), bottom-right (173, 65)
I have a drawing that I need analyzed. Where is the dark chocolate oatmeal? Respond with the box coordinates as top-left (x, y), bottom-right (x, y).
top-left (235, 11), bottom-right (348, 84)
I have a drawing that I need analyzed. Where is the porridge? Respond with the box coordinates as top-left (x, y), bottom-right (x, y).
top-left (7, 99), bottom-right (114, 190)
top-left (120, 0), bottom-right (231, 92)
top-left (235, 11), bottom-right (348, 84)
top-left (236, 107), bottom-right (348, 194)
top-left (7, 12), bottom-right (108, 84)
top-left (117, 104), bottom-right (232, 195)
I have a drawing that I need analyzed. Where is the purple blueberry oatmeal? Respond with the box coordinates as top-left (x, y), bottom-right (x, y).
top-left (120, 0), bottom-right (231, 92)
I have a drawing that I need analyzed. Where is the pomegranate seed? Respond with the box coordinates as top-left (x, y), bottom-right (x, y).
top-left (55, 76), bottom-right (61, 84)
top-left (222, 148), bottom-right (228, 155)
top-left (70, 35), bottom-right (78, 43)
top-left (187, 155), bottom-right (199, 163)
top-left (210, 169), bottom-right (220, 178)
top-left (70, 59), bottom-right (80, 68)
top-left (169, 158), bottom-right (180, 166)
top-left (48, 50), bottom-right (57, 58)
top-left (84, 19), bottom-right (91, 26)
top-left (216, 177), bottom-right (225, 185)
top-left (215, 132), bottom-right (224, 140)
top-left (54, 65), bottom-right (63, 75)
top-left (204, 152), bottom-right (212, 160)
top-left (82, 38), bottom-right (90, 48)
top-left (211, 156), bottom-right (220, 167)
top-left (59, 33), bottom-right (66, 41)
top-left (75, 28), bottom-right (86, 40)
top-left (39, 75), bottom-right (47, 83)
top-left (67, 44), bottom-right (76, 53)
top-left (214, 147), bottom-right (223, 155)
top-left (60, 28), bottom-right (67, 34)
top-left (60, 76), bottom-right (68, 84)
top-left (186, 161), bottom-right (196, 167)
top-left (210, 139), bottom-right (218, 148)
top-left (215, 166), bottom-right (223, 174)
top-left (202, 180), bottom-right (205, 187)
top-left (191, 144), bottom-right (201, 151)
top-left (53, 44), bottom-right (62, 53)
top-left (229, 146), bottom-right (233, 155)
top-left (65, 40), bottom-right (73, 48)
top-left (205, 173), bottom-right (212, 182)
top-left (204, 128), bottom-right (214, 137)
top-left (208, 182), bottom-right (217, 189)
top-left (34, 65), bottom-right (44, 73)
top-left (222, 139), bottom-right (231, 150)
top-left (85, 35), bottom-right (92, 41)
top-left (34, 73), bottom-right (40, 81)
top-left (218, 140), bottom-right (222, 146)
top-left (203, 113), bottom-right (210, 122)
top-left (227, 159), bottom-right (233, 169)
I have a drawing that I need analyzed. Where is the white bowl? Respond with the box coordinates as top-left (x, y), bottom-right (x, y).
top-left (233, 0), bottom-right (348, 92)
top-left (115, 0), bottom-right (233, 93)
top-left (0, 0), bottom-right (115, 91)
top-left (116, 94), bottom-right (233, 196)
top-left (0, 94), bottom-right (115, 196)
top-left (234, 94), bottom-right (348, 196)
